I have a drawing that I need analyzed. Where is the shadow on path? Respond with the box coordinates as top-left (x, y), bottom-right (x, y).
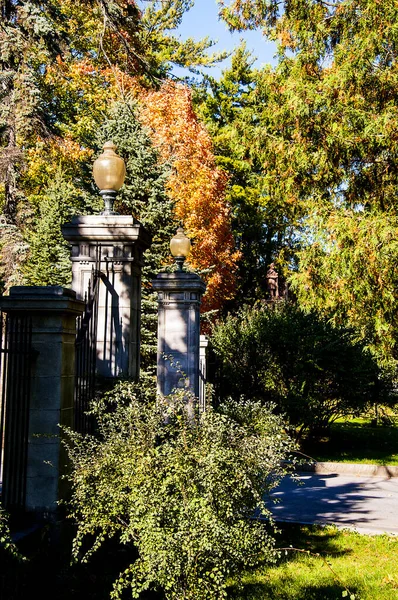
top-left (269, 473), bottom-right (398, 534)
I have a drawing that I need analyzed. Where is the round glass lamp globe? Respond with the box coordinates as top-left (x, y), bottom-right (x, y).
top-left (170, 227), bottom-right (191, 258)
top-left (93, 141), bottom-right (126, 191)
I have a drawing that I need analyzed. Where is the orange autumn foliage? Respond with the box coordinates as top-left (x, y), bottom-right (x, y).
top-left (25, 54), bottom-right (239, 312)
top-left (139, 82), bottom-right (240, 312)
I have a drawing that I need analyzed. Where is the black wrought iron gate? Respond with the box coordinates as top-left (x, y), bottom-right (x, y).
top-left (0, 312), bottom-right (34, 511)
top-left (74, 253), bottom-right (100, 434)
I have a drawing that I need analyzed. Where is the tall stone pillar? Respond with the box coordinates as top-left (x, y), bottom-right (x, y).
top-left (62, 215), bottom-right (151, 379)
top-left (152, 272), bottom-right (206, 398)
top-left (0, 287), bottom-right (84, 517)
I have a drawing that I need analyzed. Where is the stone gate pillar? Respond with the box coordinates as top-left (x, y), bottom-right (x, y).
top-left (62, 215), bottom-right (151, 379)
top-left (152, 272), bottom-right (206, 397)
top-left (0, 287), bottom-right (84, 517)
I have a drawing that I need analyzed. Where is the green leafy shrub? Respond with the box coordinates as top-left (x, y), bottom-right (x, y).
top-left (64, 383), bottom-right (295, 599)
top-left (210, 302), bottom-right (393, 438)
top-left (0, 506), bottom-right (25, 562)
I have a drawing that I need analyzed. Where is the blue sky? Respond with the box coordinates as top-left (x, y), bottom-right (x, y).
top-left (139, 0), bottom-right (278, 78)
top-left (177, 0), bottom-right (277, 71)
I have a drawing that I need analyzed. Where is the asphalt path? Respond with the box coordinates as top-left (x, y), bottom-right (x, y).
top-left (270, 471), bottom-right (398, 535)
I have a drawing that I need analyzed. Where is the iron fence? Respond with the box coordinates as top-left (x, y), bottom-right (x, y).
top-left (0, 312), bottom-right (33, 511)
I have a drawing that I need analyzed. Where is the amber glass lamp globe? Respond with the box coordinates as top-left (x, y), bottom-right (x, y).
top-left (170, 226), bottom-right (191, 258)
top-left (170, 227), bottom-right (191, 270)
top-left (93, 141), bottom-right (126, 191)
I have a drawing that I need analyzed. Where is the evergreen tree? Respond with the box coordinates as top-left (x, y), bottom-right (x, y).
top-left (196, 45), bottom-right (297, 305)
top-left (97, 100), bottom-right (178, 371)
top-left (0, 216), bottom-right (26, 293)
top-left (217, 0), bottom-right (398, 368)
top-left (23, 169), bottom-right (79, 286)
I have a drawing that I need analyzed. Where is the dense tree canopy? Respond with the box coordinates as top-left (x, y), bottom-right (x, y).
top-left (3, 0), bottom-right (398, 371)
top-left (213, 0), bottom-right (398, 368)
top-left (195, 44), bottom-right (299, 305)
top-left (0, 0), bottom-right (237, 319)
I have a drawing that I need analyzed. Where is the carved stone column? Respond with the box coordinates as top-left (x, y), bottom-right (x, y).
top-left (152, 272), bottom-right (206, 397)
top-left (62, 215), bottom-right (151, 379)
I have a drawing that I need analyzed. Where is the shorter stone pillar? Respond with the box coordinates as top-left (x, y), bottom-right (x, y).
top-left (152, 272), bottom-right (206, 398)
top-left (0, 287), bottom-right (84, 518)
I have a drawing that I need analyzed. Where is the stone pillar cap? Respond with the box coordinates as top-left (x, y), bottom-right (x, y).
top-left (9, 286), bottom-right (76, 298)
top-left (62, 215), bottom-right (151, 248)
top-left (152, 271), bottom-right (206, 294)
top-left (0, 286), bottom-right (84, 315)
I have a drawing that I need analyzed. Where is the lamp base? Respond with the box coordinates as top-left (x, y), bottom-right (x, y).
top-left (174, 256), bottom-right (186, 271)
top-left (100, 190), bottom-right (119, 215)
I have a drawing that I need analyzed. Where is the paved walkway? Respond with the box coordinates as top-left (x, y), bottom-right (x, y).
top-left (270, 467), bottom-right (398, 535)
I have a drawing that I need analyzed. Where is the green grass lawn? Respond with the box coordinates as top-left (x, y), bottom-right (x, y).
top-left (301, 420), bottom-right (398, 466)
top-left (230, 524), bottom-right (398, 600)
top-left (3, 522), bottom-right (398, 599)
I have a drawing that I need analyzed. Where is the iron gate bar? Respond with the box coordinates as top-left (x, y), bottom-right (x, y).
top-left (9, 317), bottom-right (19, 506)
top-left (20, 315), bottom-right (32, 508)
top-left (104, 259), bottom-right (122, 378)
top-left (4, 314), bottom-right (17, 506)
top-left (7, 316), bottom-right (17, 507)
top-left (74, 244), bottom-right (100, 434)
top-left (0, 312), bottom-right (7, 486)
top-left (110, 260), bottom-right (115, 376)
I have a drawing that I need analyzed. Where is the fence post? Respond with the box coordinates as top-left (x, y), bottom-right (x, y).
top-left (0, 286), bottom-right (84, 518)
top-left (62, 215), bottom-right (151, 379)
top-left (152, 272), bottom-right (206, 398)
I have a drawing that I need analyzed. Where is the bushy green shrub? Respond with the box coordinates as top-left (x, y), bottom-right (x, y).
top-left (211, 302), bottom-right (392, 437)
top-left (64, 383), bottom-right (295, 599)
top-left (0, 506), bottom-right (25, 562)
